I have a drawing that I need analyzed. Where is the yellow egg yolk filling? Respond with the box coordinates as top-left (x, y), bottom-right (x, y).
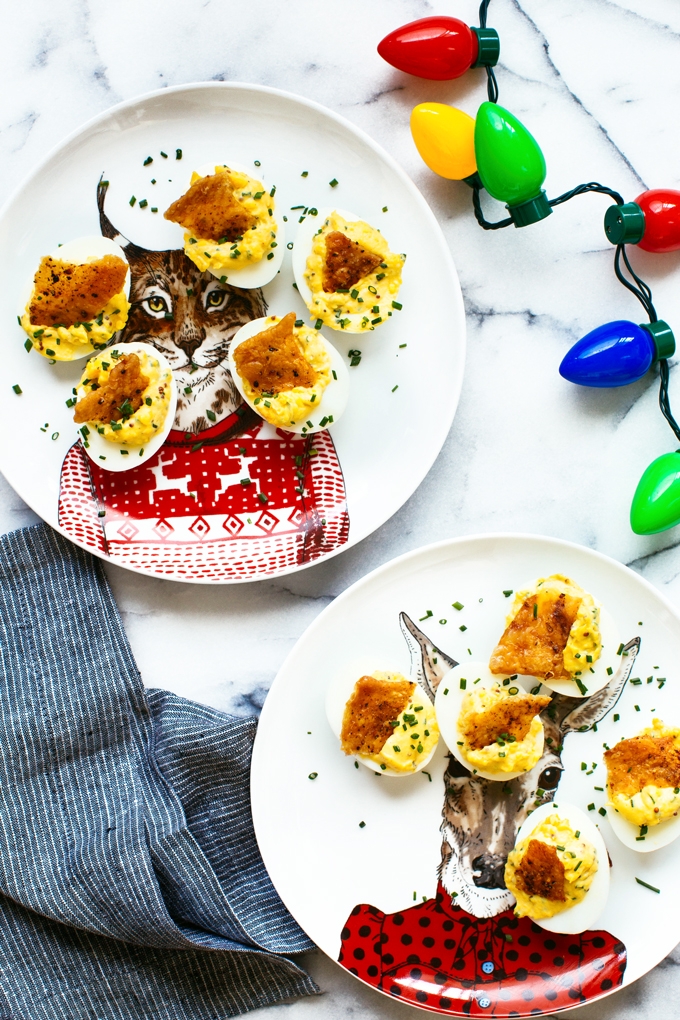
top-left (505, 814), bottom-right (598, 920)
top-left (510, 574), bottom-right (602, 679)
top-left (606, 718), bottom-right (680, 827)
top-left (456, 683), bottom-right (546, 774)
top-left (180, 167), bottom-right (278, 273)
top-left (21, 292), bottom-right (130, 362)
top-left (368, 672), bottom-right (438, 772)
top-left (75, 348), bottom-right (172, 446)
top-left (303, 212), bottom-right (405, 333)
top-left (234, 316), bottom-right (331, 428)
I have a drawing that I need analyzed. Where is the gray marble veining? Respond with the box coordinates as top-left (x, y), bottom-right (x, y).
top-left (3, 1), bottom-right (680, 1015)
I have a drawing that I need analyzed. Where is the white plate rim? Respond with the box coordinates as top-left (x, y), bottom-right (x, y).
top-left (251, 531), bottom-right (680, 1014)
top-left (0, 80), bottom-right (466, 585)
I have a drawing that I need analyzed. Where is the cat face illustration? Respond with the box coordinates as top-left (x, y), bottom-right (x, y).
top-left (97, 180), bottom-right (266, 435)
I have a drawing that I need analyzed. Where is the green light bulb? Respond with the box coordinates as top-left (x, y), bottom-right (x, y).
top-left (474, 101), bottom-right (551, 227)
top-left (630, 451), bottom-right (680, 535)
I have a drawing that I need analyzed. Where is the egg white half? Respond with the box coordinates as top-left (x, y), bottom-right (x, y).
top-left (511, 801), bottom-right (610, 935)
top-left (435, 662), bottom-right (548, 782)
top-left (325, 667), bottom-right (438, 777)
top-left (177, 161), bottom-right (285, 289)
top-left (77, 341), bottom-right (177, 473)
top-left (20, 236), bottom-right (131, 361)
top-left (293, 206), bottom-right (388, 332)
top-left (228, 315), bottom-right (349, 435)
top-left (537, 607), bottom-right (621, 698)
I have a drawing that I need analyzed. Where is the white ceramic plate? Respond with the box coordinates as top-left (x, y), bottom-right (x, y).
top-left (0, 82), bottom-right (464, 584)
top-left (252, 534), bottom-right (680, 1016)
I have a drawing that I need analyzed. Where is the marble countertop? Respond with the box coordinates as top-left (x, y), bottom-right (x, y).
top-left (3, 0), bottom-right (680, 1016)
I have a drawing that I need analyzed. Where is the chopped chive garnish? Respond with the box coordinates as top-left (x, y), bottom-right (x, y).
top-left (129, 196), bottom-right (136, 206)
top-left (452, 601), bottom-right (464, 611)
top-left (308, 772), bottom-right (318, 780)
top-left (176, 149), bottom-right (182, 159)
top-left (533, 603), bottom-right (538, 618)
top-left (419, 610), bottom-right (433, 621)
top-left (143, 156), bottom-right (153, 166)
top-left (24, 339), bottom-right (32, 352)
top-left (635, 877), bottom-right (660, 893)
top-left (460, 678), bottom-right (467, 690)
top-left (392, 301), bottom-right (403, 310)
top-left (11, 384), bottom-right (22, 395)
top-left (301, 170), bottom-right (308, 177)
top-left (206, 409), bottom-right (216, 422)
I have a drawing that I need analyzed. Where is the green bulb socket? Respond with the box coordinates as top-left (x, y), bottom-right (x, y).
top-left (508, 190), bottom-right (552, 228)
top-left (471, 28), bottom-right (500, 68)
top-left (604, 202), bottom-right (645, 246)
top-left (462, 171), bottom-right (483, 189)
top-left (641, 320), bottom-right (676, 362)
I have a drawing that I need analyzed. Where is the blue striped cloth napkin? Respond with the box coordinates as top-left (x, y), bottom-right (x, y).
top-left (0, 523), bottom-right (317, 1019)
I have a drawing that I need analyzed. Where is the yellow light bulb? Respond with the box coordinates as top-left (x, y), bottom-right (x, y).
top-left (410, 103), bottom-right (477, 180)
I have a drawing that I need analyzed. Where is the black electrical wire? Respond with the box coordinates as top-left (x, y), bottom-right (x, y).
top-left (474, 0), bottom-right (680, 447)
top-left (478, 0), bottom-right (499, 104)
top-left (614, 244), bottom-right (656, 322)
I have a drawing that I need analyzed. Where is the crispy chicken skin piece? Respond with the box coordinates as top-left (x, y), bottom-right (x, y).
top-left (340, 675), bottom-right (415, 756)
top-left (73, 354), bottom-right (150, 425)
top-left (515, 839), bottom-right (566, 902)
top-left (460, 694), bottom-right (551, 750)
top-left (29, 255), bottom-right (127, 328)
top-left (489, 589), bottom-right (582, 680)
top-left (233, 312), bottom-right (317, 393)
top-left (605, 734), bottom-right (680, 798)
top-left (164, 170), bottom-right (256, 242)
top-left (322, 230), bottom-right (383, 293)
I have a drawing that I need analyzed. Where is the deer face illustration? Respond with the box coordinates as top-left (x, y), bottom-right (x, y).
top-left (399, 613), bottom-right (640, 919)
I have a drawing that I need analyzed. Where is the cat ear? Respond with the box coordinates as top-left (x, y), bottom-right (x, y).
top-left (97, 176), bottom-right (133, 251)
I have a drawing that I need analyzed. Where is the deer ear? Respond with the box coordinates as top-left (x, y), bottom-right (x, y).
top-left (399, 613), bottom-right (458, 703)
top-left (559, 637), bottom-right (641, 735)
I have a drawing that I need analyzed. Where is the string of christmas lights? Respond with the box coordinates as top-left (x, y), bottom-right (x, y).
top-left (379, 0), bottom-right (680, 537)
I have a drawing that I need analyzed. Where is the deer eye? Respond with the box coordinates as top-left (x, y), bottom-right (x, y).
top-left (538, 766), bottom-right (562, 789)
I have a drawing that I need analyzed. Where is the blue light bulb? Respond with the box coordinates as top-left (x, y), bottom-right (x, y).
top-left (559, 319), bottom-right (675, 388)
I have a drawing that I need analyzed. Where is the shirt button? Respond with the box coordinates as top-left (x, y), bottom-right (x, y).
top-left (481, 961), bottom-right (494, 975)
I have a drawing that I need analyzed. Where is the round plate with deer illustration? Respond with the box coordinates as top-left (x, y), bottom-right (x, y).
top-left (0, 82), bottom-right (464, 583)
top-left (252, 533), bottom-right (680, 1017)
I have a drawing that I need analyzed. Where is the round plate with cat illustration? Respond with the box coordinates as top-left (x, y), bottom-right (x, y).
top-left (0, 82), bottom-right (464, 584)
top-left (252, 533), bottom-right (680, 1017)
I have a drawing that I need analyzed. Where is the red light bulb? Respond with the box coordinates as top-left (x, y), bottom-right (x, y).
top-left (378, 16), bottom-right (499, 81)
top-left (636, 189), bottom-right (680, 253)
top-left (604, 189), bottom-right (680, 252)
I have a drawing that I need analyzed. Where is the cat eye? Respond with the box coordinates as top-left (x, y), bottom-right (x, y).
top-left (143, 294), bottom-right (169, 316)
top-left (205, 289), bottom-right (227, 308)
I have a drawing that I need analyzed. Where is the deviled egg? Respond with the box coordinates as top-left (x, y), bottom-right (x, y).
top-left (489, 574), bottom-right (621, 698)
top-left (73, 341), bottom-right (177, 471)
top-left (435, 662), bottom-right (551, 781)
top-left (228, 312), bottom-right (349, 434)
top-left (326, 668), bottom-right (439, 776)
top-left (20, 236), bottom-right (130, 361)
top-left (164, 161), bottom-right (284, 288)
top-left (504, 802), bottom-right (609, 934)
top-left (605, 718), bottom-right (680, 852)
top-left (293, 207), bottom-right (405, 333)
